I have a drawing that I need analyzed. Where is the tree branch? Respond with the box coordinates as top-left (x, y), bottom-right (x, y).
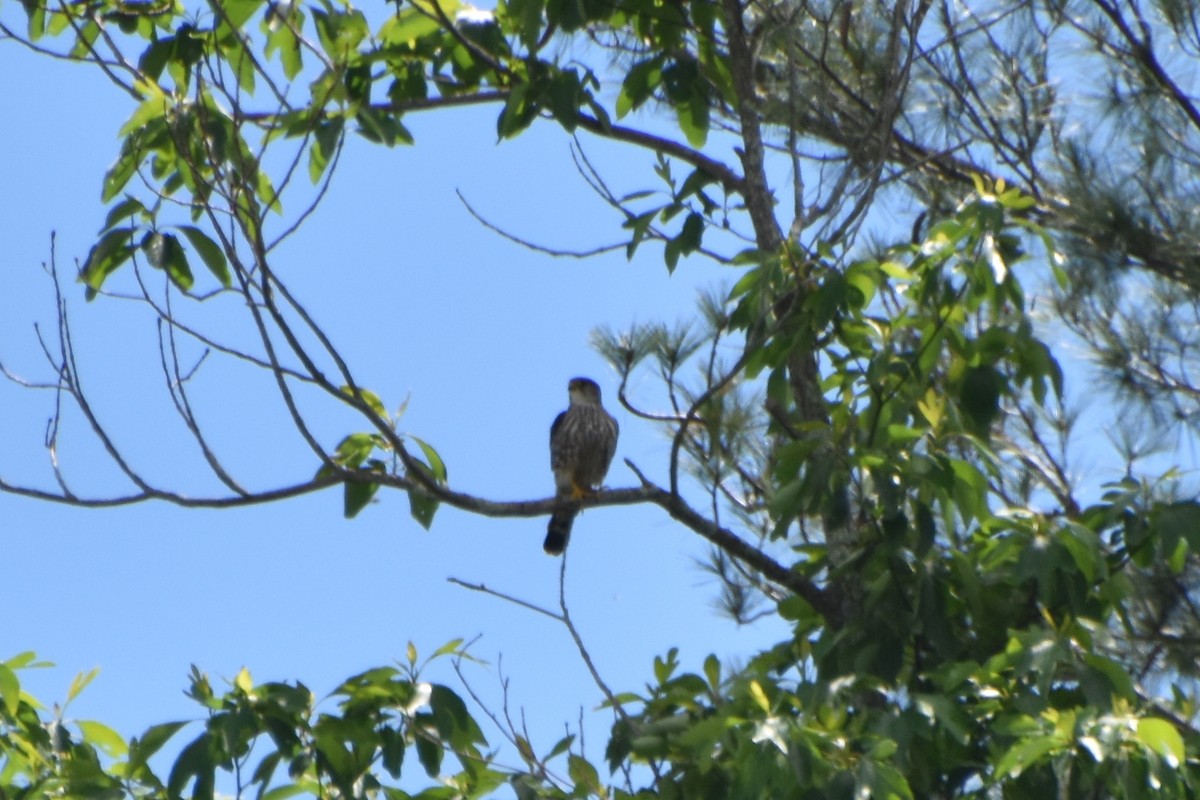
top-left (574, 112), bottom-right (745, 194)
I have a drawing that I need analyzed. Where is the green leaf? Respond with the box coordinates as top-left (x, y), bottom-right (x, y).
top-left (379, 5), bottom-right (442, 45)
top-left (263, 15), bottom-right (304, 81)
top-left (312, 7), bottom-right (369, 58)
top-left (948, 458), bottom-right (988, 524)
top-left (69, 19), bottom-right (100, 59)
top-left (256, 169), bottom-right (282, 214)
top-left (674, 97), bottom-right (708, 148)
top-left (25, 0), bottom-right (45, 41)
top-left (220, 0), bottom-right (265, 30)
top-left (959, 365), bottom-right (1003, 435)
top-left (167, 732), bottom-right (215, 799)
top-left (344, 479), bottom-right (379, 519)
top-left (623, 209), bottom-right (657, 260)
top-left (411, 436), bottom-right (447, 484)
top-left (497, 82), bottom-right (537, 139)
top-left (912, 694), bottom-right (972, 745)
top-left (994, 734), bottom-right (1063, 779)
top-left (1057, 522), bottom-right (1103, 582)
top-left (102, 136), bottom-right (149, 203)
top-left (118, 91), bottom-right (169, 138)
top-left (1155, 500), bottom-right (1200, 551)
top-left (703, 654), bottom-right (720, 691)
top-left (344, 63), bottom-right (372, 105)
top-left (3, 651), bottom-right (41, 669)
top-left (844, 260), bottom-right (879, 308)
top-left (431, 638), bottom-right (465, 659)
top-left (142, 232), bottom-right (195, 292)
top-left (430, 684), bottom-right (485, 750)
top-left (309, 117), bottom-right (345, 184)
top-left (1081, 654), bottom-right (1136, 704)
top-left (547, 68), bottom-right (582, 131)
top-left (664, 235), bottom-right (682, 272)
top-left (415, 731), bottom-right (443, 777)
top-left (177, 226), bottom-right (231, 287)
top-left (78, 720), bottom-right (128, 758)
top-left (856, 758), bottom-right (913, 800)
top-left (380, 724), bottom-right (405, 777)
top-left (219, 35), bottom-right (257, 93)
top-left (339, 386), bottom-right (387, 418)
top-left (102, 197), bottom-right (149, 232)
top-left (676, 212), bottom-right (704, 255)
top-left (331, 433), bottom-right (376, 469)
top-left (66, 667), bottom-right (99, 705)
top-left (998, 187), bottom-right (1036, 210)
top-left (127, 721), bottom-right (189, 776)
top-left (617, 56), bottom-right (664, 118)
top-left (661, 58), bottom-right (709, 147)
top-left (355, 107), bottom-right (414, 146)
top-left (1137, 717), bottom-right (1185, 767)
top-left (511, 0), bottom-right (544, 51)
top-left (408, 488), bottom-right (439, 530)
top-left (884, 424), bottom-right (925, 444)
top-left (1168, 534), bottom-right (1189, 574)
top-left (138, 36), bottom-right (175, 81)
top-left (546, 733), bottom-right (575, 759)
top-left (567, 754), bottom-right (601, 793)
top-left (0, 663), bottom-right (19, 716)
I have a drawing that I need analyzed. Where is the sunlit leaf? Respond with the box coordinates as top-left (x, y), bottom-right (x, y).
top-left (568, 754), bottom-right (601, 792)
top-left (66, 667), bottom-right (99, 705)
top-left (1137, 717), bottom-right (1185, 767)
top-left (994, 733), bottom-right (1062, 779)
top-left (858, 758), bottom-right (913, 800)
top-left (220, 0), bottom-right (266, 30)
top-left (177, 225), bottom-right (231, 287)
top-left (102, 197), bottom-right (149, 232)
top-left (546, 733), bottom-right (574, 759)
top-left (339, 386), bottom-right (387, 418)
top-left (102, 137), bottom-right (148, 203)
top-left (262, 785), bottom-right (311, 800)
top-left (411, 436), bottom-right (447, 484)
top-left (379, 5), bottom-right (441, 45)
top-left (78, 720), bottom-right (128, 758)
top-left (0, 664), bottom-right (19, 717)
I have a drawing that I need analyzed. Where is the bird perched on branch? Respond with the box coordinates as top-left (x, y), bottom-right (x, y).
top-left (544, 377), bottom-right (619, 555)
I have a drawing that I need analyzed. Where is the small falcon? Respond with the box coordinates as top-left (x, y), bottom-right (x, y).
top-left (544, 377), bottom-right (619, 555)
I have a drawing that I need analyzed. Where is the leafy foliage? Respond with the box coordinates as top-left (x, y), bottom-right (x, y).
top-left (0, 646), bottom-right (502, 799)
top-left (4, 0), bottom-right (1200, 797)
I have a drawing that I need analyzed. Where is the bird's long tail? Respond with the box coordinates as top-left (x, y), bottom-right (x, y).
top-left (544, 506), bottom-right (578, 555)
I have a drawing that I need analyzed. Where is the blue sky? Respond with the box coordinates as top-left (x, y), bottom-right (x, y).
top-left (4, 3), bottom-right (1196, 791)
top-left (0, 8), bottom-right (793, 783)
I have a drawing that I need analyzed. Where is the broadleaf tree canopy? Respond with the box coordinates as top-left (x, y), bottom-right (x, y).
top-left (2, 0), bottom-right (1200, 797)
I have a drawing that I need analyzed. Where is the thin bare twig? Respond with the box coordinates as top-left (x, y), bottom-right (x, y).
top-left (447, 578), bottom-right (564, 622)
top-left (456, 190), bottom-right (627, 259)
